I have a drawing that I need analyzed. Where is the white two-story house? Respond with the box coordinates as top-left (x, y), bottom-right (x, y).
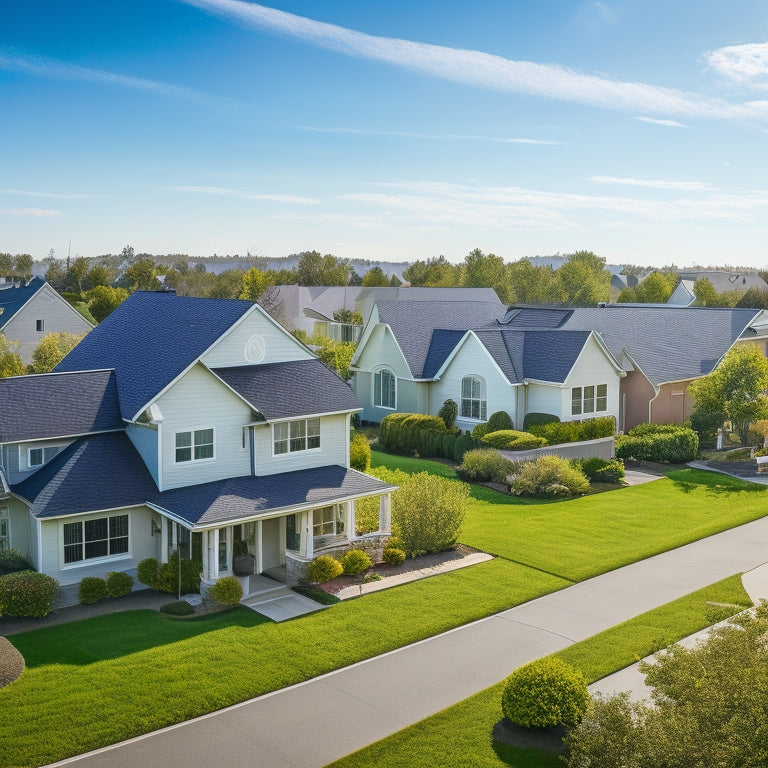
top-left (0, 291), bottom-right (395, 604)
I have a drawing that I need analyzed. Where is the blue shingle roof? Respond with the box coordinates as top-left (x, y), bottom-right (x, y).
top-left (0, 370), bottom-right (123, 443)
top-left (500, 305), bottom-right (761, 386)
top-left (0, 277), bottom-right (46, 328)
top-left (211, 360), bottom-right (360, 420)
top-left (422, 330), bottom-right (466, 379)
top-left (55, 291), bottom-right (254, 420)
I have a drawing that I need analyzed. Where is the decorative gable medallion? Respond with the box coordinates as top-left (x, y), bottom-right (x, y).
top-left (244, 335), bottom-right (266, 363)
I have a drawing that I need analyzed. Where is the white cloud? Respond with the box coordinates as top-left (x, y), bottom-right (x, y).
top-left (0, 188), bottom-right (95, 199)
top-left (635, 116), bottom-right (687, 128)
top-left (589, 176), bottom-right (715, 191)
top-left (301, 126), bottom-right (560, 144)
top-left (183, 0), bottom-right (768, 122)
top-left (170, 185), bottom-right (320, 204)
top-left (706, 43), bottom-right (768, 89)
top-left (0, 208), bottom-right (61, 217)
top-left (0, 49), bottom-right (211, 102)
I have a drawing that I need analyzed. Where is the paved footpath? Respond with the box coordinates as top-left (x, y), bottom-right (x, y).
top-left (51, 516), bottom-right (768, 768)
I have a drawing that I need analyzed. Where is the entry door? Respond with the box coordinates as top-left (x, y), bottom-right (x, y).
top-left (261, 518), bottom-right (283, 571)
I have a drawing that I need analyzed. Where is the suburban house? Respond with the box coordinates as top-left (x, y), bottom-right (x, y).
top-left (0, 291), bottom-right (395, 604)
top-left (352, 300), bottom-right (768, 432)
top-left (0, 276), bottom-right (93, 364)
top-left (666, 270), bottom-right (768, 307)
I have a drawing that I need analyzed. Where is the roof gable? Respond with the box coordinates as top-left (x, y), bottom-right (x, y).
top-left (0, 277), bottom-right (46, 328)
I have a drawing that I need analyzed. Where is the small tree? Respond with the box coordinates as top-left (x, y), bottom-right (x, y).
top-left (28, 332), bottom-right (83, 373)
top-left (349, 432), bottom-right (371, 471)
top-left (88, 285), bottom-right (129, 323)
top-left (0, 335), bottom-right (24, 377)
top-left (437, 399), bottom-right (458, 431)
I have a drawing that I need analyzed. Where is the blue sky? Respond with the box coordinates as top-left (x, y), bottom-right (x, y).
top-left (2, 1), bottom-right (768, 268)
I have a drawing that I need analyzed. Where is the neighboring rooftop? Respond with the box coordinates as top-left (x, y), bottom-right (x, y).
top-left (0, 277), bottom-right (45, 328)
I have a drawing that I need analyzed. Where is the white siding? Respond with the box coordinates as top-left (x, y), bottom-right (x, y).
top-left (157, 364), bottom-right (252, 490)
top-left (39, 505), bottom-right (155, 586)
top-left (6, 498), bottom-right (36, 565)
top-left (6, 439), bottom-right (73, 484)
top-left (526, 383), bottom-right (566, 418)
top-left (562, 336), bottom-right (621, 426)
top-left (3, 283), bottom-right (93, 364)
top-left (126, 423), bottom-right (159, 485)
top-left (431, 334), bottom-right (518, 431)
top-left (354, 324), bottom-right (410, 378)
top-left (252, 413), bottom-right (348, 476)
top-left (201, 307), bottom-right (312, 368)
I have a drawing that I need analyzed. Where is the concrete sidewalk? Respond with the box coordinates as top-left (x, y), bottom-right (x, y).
top-left (51, 514), bottom-right (768, 768)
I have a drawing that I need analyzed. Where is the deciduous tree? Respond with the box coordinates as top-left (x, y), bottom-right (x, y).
top-left (28, 332), bottom-right (83, 373)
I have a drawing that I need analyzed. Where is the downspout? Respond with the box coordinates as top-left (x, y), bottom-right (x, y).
top-left (249, 425), bottom-right (256, 476)
top-left (155, 420), bottom-right (164, 492)
top-left (647, 385), bottom-right (661, 424)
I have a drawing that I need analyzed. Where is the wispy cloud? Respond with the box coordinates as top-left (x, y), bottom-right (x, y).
top-left (0, 188), bottom-right (95, 199)
top-left (301, 126), bottom-right (560, 144)
top-left (183, 0), bottom-right (768, 122)
top-left (589, 176), bottom-right (715, 191)
top-left (0, 208), bottom-right (61, 217)
top-left (635, 116), bottom-right (687, 128)
top-left (170, 185), bottom-right (320, 204)
top-left (705, 43), bottom-right (768, 89)
top-left (0, 48), bottom-right (212, 102)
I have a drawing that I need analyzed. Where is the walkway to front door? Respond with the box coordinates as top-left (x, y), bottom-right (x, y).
top-left (240, 573), bottom-right (326, 622)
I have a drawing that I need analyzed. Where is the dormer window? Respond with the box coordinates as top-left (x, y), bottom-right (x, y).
top-left (28, 448), bottom-right (44, 467)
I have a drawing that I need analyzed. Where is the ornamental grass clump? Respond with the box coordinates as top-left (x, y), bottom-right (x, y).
top-left (458, 448), bottom-right (519, 484)
top-left (501, 657), bottom-right (589, 728)
top-left (509, 455), bottom-right (590, 498)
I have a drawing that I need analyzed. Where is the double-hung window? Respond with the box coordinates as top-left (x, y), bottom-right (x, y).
top-left (461, 376), bottom-right (487, 420)
top-left (63, 514), bottom-right (129, 564)
top-left (175, 429), bottom-right (214, 463)
top-left (273, 418), bottom-right (321, 455)
top-left (572, 384), bottom-right (608, 416)
top-left (374, 369), bottom-right (396, 409)
top-left (312, 505), bottom-right (344, 537)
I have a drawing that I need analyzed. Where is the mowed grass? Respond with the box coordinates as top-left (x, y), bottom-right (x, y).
top-left (327, 575), bottom-right (752, 768)
top-left (3, 558), bottom-right (566, 767)
top-left (372, 451), bottom-right (768, 581)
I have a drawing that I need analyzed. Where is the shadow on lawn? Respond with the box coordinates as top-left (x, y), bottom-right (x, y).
top-left (11, 607), bottom-right (268, 668)
top-left (667, 468), bottom-right (767, 495)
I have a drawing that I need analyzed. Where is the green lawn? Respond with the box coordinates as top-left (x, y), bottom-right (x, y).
top-left (327, 575), bottom-right (752, 768)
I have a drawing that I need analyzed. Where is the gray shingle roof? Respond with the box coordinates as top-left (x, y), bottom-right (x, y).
top-left (211, 360), bottom-right (360, 420)
top-left (376, 300), bottom-right (507, 377)
top-left (0, 277), bottom-right (45, 328)
top-left (0, 370), bottom-right (123, 443)
top-left (501, 305), bottom-right (761, 386)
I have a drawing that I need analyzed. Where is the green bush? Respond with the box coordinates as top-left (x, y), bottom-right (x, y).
top-left (349, 432), bottom-right (372, 472)
top-left (451, 432), bottom-right (482, 462)
top-left (0, 548), bottom-right (32, 576)
top-left (106, 571), bottom-right (134, 598)
top-left (340, 549), bottom-right (371, 575)
top-left (208, 576), bottom-right (243, 606)
top-left (510, 455), bottom-right (590, 498)
top-left (523, 412), bottom-right (560, 430)
top-left (382, 547), bottom-right (406, 565)
top-left (529, 416), bottom-right (615, 445)
top-left (616, 424), bottom-right (698, 463)
top-left (501, 657), bottom-right (589, 728)
top-left (578, 457), bottom-right (626, 484)
top-left (437, 398), bottom-right (458, 431)
top-left (307, 554), bottom-right (344, 583)
top-left (481, 430), bottom-right (547, 451)
top-left (0, 570), bottom-right (59, 618)
top-left (379, 412), bottom-right (447, 454)
top-left (160, 600), bottom-right (195, 616)
top-left (78, 577), bottom-right (108, 605)
top-left (155, 552), bottom-right (202, 595)
top-left (137, 557), bottom-right (159, 588)
top-left (392, 471), bottom-right (469, 556)
top-left (471, 411), bottom-right (514, 440)
top-left (458, 449), bottom-right (520, 484)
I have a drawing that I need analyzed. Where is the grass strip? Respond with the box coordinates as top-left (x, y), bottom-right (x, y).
top-left (327, 574), bottom-right (752, 768)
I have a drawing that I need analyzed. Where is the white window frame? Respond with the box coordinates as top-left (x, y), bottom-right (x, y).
top-left (312, 505), bottom-right (345, 538)
top-left (62, 513), bottom-right (130, 566)
top-left (272, 418), bottom-right (321, 456)
top-left (572, 384), bottom-right (608, 416)
top-left (28, 447), bottom-right (44, 467)
top-left (460, 376), bottom-right (487, 421)
top-left (374, 368), bottom-right (396, 410)
top-left (174, 428), bottom-right (215, 463)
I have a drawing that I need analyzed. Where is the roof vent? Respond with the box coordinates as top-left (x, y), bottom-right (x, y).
top-left (597, 302), bottom-right (607, 308)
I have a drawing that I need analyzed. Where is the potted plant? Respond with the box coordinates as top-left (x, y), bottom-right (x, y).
top-left (232, 539), bottom-right (255, 576)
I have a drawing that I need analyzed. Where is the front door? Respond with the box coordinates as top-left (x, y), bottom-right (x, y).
top-left (261, 517), bottom-right (283, 571)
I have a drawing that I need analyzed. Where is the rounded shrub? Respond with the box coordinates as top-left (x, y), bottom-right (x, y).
top-left (382, 547), bottom-right (406, 565)
top-left (160, 600), bottom-right (195, 616)
top-left (510, 455), bottom-right (590, 498)
top-left (106, 571), bottom-right (134, 598)
top-left (0, 570), bottom-right (59, 618)
top-left (137, 557), bottom-right (159, 588)
top-left (209, 576), bottom-right (243, 606)
top-left (79, 576), bottom-right (108, 605)
top-left (341, 549), bottom-right (372, 575)
top-left (307, 554), bottom-right (343, 583)
top-left (349, 432), bottom-right (372, 472)
top-left (481, 430), bottom-right (548, 451)
top-left (579, 457), bottom-right (625, 484)
top-left (471, 411), bottom-right (514, 441)
top-left (458, 448), bottom-right (519, 484)
top-left (501, 657), bottom-right (589, 728)
top-left (155, 552), bottom-right (202, 595)
top-left (0, 548), bottom-right (32, 576)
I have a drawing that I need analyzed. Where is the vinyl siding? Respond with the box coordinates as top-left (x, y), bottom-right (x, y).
top-left (252, 413), bottom-right (348, 476)
top-left (562, 335), bottom-right (621, 426)
top-left (156, 364), bottom-right (252, 490)
top-left (201, 307), bottom-right (313, 368)
top-left (5, 498), bottom-right (35, 566)
top-left (527, 383), bottom-right (565, 417)
top-left (6, 439), bottom-right (72, 484)
top-left (39, 505), bottom-right (155, 586)
top-left (126, 423), bottom-right (159, 485)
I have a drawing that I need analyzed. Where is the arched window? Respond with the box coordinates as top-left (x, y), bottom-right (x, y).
top-left (374, 368), bottom-right (396, 409)
top-left (461, 376), bottom-right (486, 420)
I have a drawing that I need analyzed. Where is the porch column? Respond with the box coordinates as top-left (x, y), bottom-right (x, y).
top-left (256, 520), bottom-right (263, 574)
top-left (378, 493), bottom-right (391, 533)
top-left (159, 519), bottom-right (169, 564)
top-left (211, 528), bottom-right (220, 579)
top-left (302, 509), bottom-right (314, 560)
top-left (345, 501), bottom-right (355, 539)
top-left (201, 530), bottom-right (210, 580)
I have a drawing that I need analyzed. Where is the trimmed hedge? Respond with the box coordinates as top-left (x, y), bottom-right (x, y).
top-left (480, 430), bottom-right (547, 451)
top-left (79, 577), bottom-right (108, 605)
top-left (523, 412), bottom-right (560, 430)
top-left (106, 571), bottom-right (134, 598)
top-left (528, 415), bottom-right (615, 445)
top-left (379, 412), bottom-right (481, 462)
top-left (0, 570), bottom-right (59, 618)
top-left (616, 424), bottom-right (698, 463)
top-left (155, 553), bottom-right (202, 595)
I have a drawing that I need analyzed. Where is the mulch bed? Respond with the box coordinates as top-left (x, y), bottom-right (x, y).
top-left (316, 544), bottom-right (481, 595)
top-left (0, 637), bottom-right (25, 688)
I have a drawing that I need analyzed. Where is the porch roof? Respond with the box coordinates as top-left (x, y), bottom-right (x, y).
top-left (152, 466), bottom-right (397, 527)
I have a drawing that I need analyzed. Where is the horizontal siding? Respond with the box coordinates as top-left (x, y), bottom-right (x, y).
top-left (40, 505), bottom-right (155, 586)
top-left (527, 383), bottom-right (564, 418)
top-left (157, 364), bottom-right (252, 490)
top-left (354, 325), bottom-right (410, 378)
top-left (126, 423), bottom-right (159, 485)
top-left (201, 307), bottom-right (312, 368)
top-left (252, 413), bottom-right (348, 476)
top-left (6, 439), bottom-right (73, 484)
top-left (562, 336), bottom-right (621, 425)
top-left (6, 498), bottom-right (36, 566)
